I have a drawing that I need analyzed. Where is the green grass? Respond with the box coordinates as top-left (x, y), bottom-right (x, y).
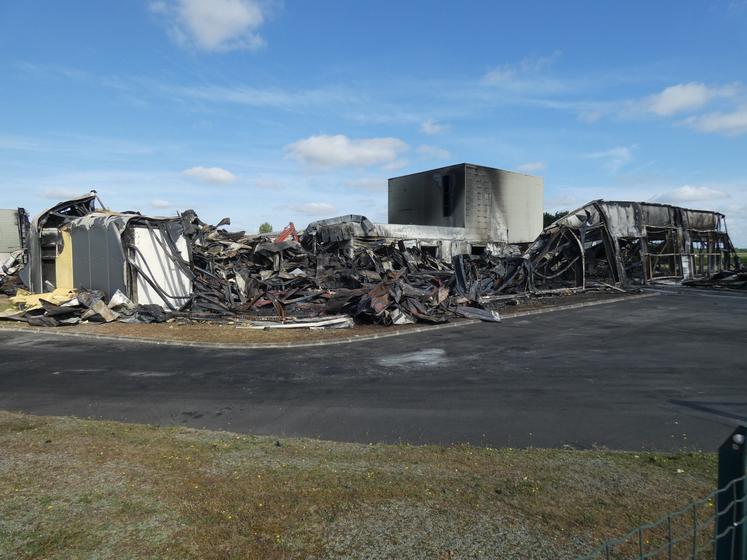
top-left (0, 411), bottom-right (717, 560)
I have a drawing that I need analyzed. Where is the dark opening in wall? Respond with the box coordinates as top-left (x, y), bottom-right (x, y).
top-left (471, 245), bottom-right (486, 256)
top-left (421, 245), bottom-right (438, 258)
top-left (442, 175), bottom-right (453, 217)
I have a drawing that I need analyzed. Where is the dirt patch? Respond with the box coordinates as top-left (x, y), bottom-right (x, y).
top-left (0, 290), bottom-right (639, 345)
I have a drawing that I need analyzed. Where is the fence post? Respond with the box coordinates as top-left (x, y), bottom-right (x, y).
top-left (716, 425), bottom-right (746, 560)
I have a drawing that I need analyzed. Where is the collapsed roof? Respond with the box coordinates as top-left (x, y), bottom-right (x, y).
top-left (5, 195), bottom-right (742, 328)
top-left (509, 200), bottom-right (740, 292)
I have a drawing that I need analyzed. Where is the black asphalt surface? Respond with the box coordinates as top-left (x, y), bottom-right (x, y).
top-left (1, 289), bottom-right (745, 451)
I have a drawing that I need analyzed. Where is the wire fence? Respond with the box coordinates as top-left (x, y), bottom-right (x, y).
top-left (577, 473), bottom-right (746, 560)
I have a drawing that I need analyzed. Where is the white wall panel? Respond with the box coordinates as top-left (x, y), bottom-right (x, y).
top-left (132, 227), bottom-right (191, 310)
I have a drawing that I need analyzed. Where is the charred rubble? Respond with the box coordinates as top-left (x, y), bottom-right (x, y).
top-left (2, 196), bottom-right (742, 328)
top-left (180, 212), bottom-right (502, 325)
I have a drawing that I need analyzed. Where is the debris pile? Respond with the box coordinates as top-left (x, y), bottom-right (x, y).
top-left (682, 270), bottom-right (747, 291)
top-left (0, 250), bottom-right (24, 296)
top-left (2, 288), bottom-right (171, 327)
top-left (7, 195), bottom-right (739, 330)
top-left (180, 212), bottom-right (501, 326)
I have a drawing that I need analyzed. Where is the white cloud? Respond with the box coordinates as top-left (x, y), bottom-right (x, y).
top-left (420, 118), bottom-right (446, 135)
top-left (654, 185), bottom-right (730, 204)
top-left (151, 199), bottom-right (172, 208)
top-left (416, 145), bottom-right (450, 160)
top-left (585, 146), bottom-right (635, 173)
top-left (287, 202), bottom-right (337, 216)
top-left (570, 82), bottom-right (742, 123)
top-left (517, 161), bottom-right (546, 174)
top-left (346, 177), bottom-right (387, 191)
top-left (151, 0), bottom-right (267, 51)
top-left (182, 166), bottom-right (237, 183)
top-left (683, 107), bottom-right (747, 136)
top-left (285, 134), bottom-right (408, 169)
top-left (168, 84), bottom-right (354, 109)
top-left (645, 83), bottom-right (713, 116)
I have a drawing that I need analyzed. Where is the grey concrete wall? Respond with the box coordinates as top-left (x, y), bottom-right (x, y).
top-left (490, 168), bottom-right (544, 243)
top-left (464, 166), bottom-right (543, 244)
top-left (388, 164), bottom-right (466, 228)
top-left (389, 165), bottom-right (543, 244)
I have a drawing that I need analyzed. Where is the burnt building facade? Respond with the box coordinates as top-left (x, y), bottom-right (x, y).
top-left (388, 163), bottom-right (544, 245)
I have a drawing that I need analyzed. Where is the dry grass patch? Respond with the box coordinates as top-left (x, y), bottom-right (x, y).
top-left (0, 411), bottom-right (716, 559)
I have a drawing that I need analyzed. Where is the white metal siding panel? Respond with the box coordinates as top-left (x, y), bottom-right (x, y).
top-left (494, 170), bottom-right (543, 244)
top-left (132, 227), bottom-right (191, 310)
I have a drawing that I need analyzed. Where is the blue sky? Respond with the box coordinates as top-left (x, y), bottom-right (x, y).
top-left (1, 1), bottom-right (746, 244)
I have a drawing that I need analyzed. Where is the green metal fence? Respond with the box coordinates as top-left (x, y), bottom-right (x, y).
top-left (578, 426), bottom-right (746, 560)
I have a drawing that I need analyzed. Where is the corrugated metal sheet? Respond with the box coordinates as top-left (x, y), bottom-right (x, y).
top-left (70, 215), bottom-right (129, 298)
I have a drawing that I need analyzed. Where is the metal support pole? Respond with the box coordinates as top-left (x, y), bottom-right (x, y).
top-left (716, 425), bottom-right (746, 560)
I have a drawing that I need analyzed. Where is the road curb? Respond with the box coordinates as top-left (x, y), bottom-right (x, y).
top-left (0, 292), bottom-right (657, 350)
top-left (500, 291), bottom-right (657, 320)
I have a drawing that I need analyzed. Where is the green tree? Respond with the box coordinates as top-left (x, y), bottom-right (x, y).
top-left (543, 210), bottom-right (569, 228)
top-left (258, 222), bottom-right (273, 234)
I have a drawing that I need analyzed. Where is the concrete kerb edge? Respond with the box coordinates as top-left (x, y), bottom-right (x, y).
top-left (0, 292), bottom-right (657, 349)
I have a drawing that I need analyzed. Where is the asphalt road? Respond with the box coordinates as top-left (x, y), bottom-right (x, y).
top-left (1, 289), bottom-right (745, 451)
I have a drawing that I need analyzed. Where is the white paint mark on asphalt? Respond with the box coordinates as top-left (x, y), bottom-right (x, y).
top-left (50, 368), bottom-right (107, 375)
top-left (127, 371), bottom-right (176, 378)
top-left (377, 348), bottom-right (449, 369)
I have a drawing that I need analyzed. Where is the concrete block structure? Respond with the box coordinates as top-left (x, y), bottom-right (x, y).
top-left (388, 163), bottom-right (544, 245)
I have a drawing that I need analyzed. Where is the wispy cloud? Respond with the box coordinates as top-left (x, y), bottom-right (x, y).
top-left (517, 161), bottom-right (546, 174)
top-left (346, 177), bottom-right (387, 192)
top-left (182, 166), bottom-right (237, 183)
top-left (151, 199), bottom-right (173, 209)
top-left (574, 82), bottom-right (743, 124)
top-left (416, 145), bottom-right (450, 160)
top-left (42, 188), bottom-right (90, 200)
top-left (585, 146), bottom-right (635, 173)
top-left (166, 84), bottom-right (357, 109)
top-left (286, 202), bottom-right (337, 216)
top-left (149, 0), bottom-right (268, 51)
top-left (653, 185), bottom-right (730, 204)
top-left (420, 118), bottom-right (446, 135)
top-left (644, 83), bottom-right (730, 116)
top-left (482, 51), bottom-right (567, 95)
top-left (254, 177), bottom-right (286, 190)
top-left (285, 134), bottom-right (408, 169)
top-left (682, 106), bottom-right (747, 136)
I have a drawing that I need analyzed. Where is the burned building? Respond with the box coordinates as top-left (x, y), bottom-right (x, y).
top-left (388, 163), bottom-right (544, 248)
top-left (27, 193), bottom-right (192, 310)
top-left (510, 200), bottom-right (741, 292)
